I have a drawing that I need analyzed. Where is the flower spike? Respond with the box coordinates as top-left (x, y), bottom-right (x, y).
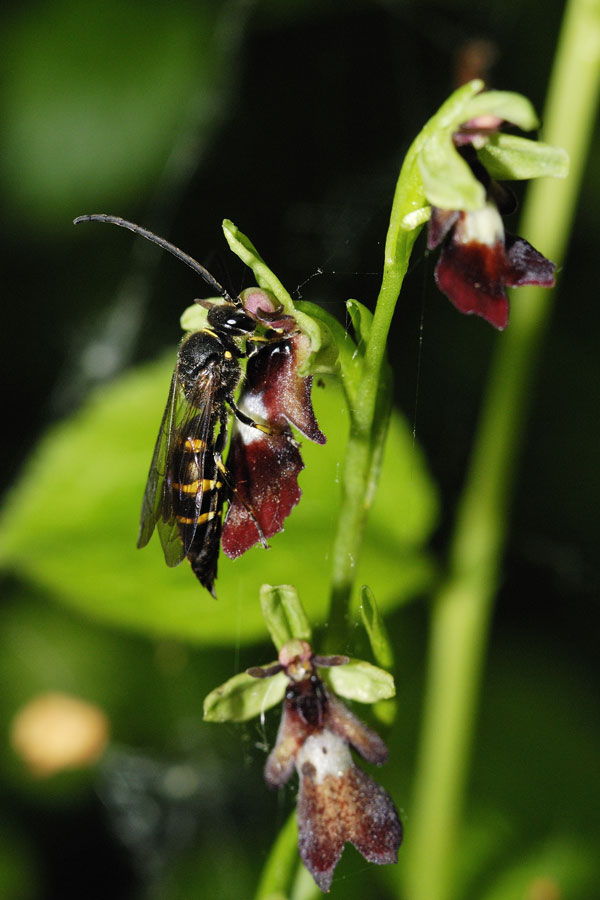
top-left (250, 640), bottom-right (402, 892)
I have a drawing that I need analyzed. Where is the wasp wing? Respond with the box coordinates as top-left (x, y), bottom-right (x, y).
top-left (138, 355), bottom-right (222, 567)
top-left (137, 368), bottom-right (179, 554)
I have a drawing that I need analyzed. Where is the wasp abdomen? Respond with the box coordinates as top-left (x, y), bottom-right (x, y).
top-left (170, 426), bottom-right (223, 528)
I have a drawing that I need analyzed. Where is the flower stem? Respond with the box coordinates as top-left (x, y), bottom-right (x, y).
top-left (252, 809), bottom-right (297, 900)
top-left (403, 3), bottom-right (600, 898)
top-left (325, 81), bottom-right (490, 645)
top-left (326, 225), bottom-right (418, 645)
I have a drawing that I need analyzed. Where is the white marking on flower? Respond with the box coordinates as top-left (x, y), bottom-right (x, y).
top-left (237, 393), bottom-right (268, 445)
top-left (296, 730), bottom-right (353, 783)
top-left (456, 199), bottom-right (504, 246)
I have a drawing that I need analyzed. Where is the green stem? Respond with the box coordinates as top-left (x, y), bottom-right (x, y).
top-left (403, 3), bottom-right (600, 899)
top-left (252, 810), bottom-right (298, 900)
top-left (325, 79), bottom-right (489, 644)
top-left (326, 226), bottom-right (418, 644)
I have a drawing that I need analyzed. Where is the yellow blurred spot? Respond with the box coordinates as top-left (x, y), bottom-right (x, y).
top-left (526, 877), bottom-right (561, 900)
top-left (10, 692), bottom-right (110, 777)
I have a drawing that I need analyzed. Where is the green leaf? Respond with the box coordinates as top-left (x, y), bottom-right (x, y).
top-left (326, 658), bottom-right (395, 704)
top-left (260, 584), bottom-right (312, 650)
top-left (478, 133), bottom-right (570, 181)
top-left (203, 669), bottom-right (287, 722)
top-left (359, 585), bottom-right (394, 670)
top-left (0, 357), bottom-right (438, 645)
top-left (0, 1), bottom-right (225, 228)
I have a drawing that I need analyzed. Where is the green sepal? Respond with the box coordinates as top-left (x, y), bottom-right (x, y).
top-left (203, 668), bottom-right (287, 723)
top-left (222, 219), bottom-right (332, 376)
top-left (346, 297), bottom-right (373, 348)
top-left (326, 658), bottom-right (395, 704)
top-left (419, 127), bottom-right (486, 211)
top-left (359, 585), bottom-right (394, 670)
top-left (179, 301), bottom-right (215, 333)
top-left (478, 133), bottom-right (570, 181)
top-left (413, 81), bottom-right (560, 213)
top-left (293, 300), bottom-right (343, 377)
top-left (461, 89), bottom-right (539, 132)
top-left (260, 583), bottom-right (312, 651)
top-left (413, 79), bottom-right (487, 213)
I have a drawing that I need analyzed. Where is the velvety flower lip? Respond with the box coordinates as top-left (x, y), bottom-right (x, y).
top-left (431, 202), bottom-right (556, 330)
top-left (222, 332), bottom-right (325, 558)
top-left (249, 640), bottom-right (402, 892)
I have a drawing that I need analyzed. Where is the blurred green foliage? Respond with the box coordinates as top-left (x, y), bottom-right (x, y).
top-left (1, 0), bottom-right (598, 898)
top-left (1, 0), bottom-right (224, 227)
top-left (0, 366), bottom-right (437, 642)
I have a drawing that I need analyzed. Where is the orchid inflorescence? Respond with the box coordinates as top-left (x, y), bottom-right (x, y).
top-left (77, 79), bottom-right (568, 895)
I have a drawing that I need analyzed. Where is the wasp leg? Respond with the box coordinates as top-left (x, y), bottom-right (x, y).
top-left (227, 396), bottom-right (300, 449)
top-left (215, 403), bottom-right (270, 550)
top-left (216, 457), bottom-right (270, 550)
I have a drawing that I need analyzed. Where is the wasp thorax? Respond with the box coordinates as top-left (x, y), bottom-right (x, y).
top-left (178, 332), bottom-right (223, 381)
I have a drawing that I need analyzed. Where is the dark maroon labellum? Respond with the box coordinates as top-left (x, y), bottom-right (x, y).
top-left (430, 204), bottom-right (556, 330)
top-left (222, 335), bottom-right (325, 557)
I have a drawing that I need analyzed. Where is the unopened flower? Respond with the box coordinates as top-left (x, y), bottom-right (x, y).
top-left (248, 639), bottom-right (402, 892)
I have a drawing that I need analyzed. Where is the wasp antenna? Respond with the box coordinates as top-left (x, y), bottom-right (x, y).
top-left (73, 214), bottom-right (233, 302)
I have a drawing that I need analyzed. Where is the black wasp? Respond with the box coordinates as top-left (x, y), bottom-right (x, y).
top-left (74, 214), bottom-right (285, 596)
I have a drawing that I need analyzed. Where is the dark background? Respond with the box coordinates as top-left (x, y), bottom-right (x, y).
top-left (0, 1), bottom-right (598, 898)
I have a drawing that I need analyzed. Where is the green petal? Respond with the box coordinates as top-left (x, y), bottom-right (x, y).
top-left (203, 668), bottom-right (287, 722)
top-left (477, 133), bottom-right (570, 181)
top-left (326, 658), bottom-right (395, 703)
top-left (260, 584), bottom-right (312, 650)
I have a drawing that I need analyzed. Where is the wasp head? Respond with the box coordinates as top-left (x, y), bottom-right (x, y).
top-left (205, 302), bottom-right (257, 336)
